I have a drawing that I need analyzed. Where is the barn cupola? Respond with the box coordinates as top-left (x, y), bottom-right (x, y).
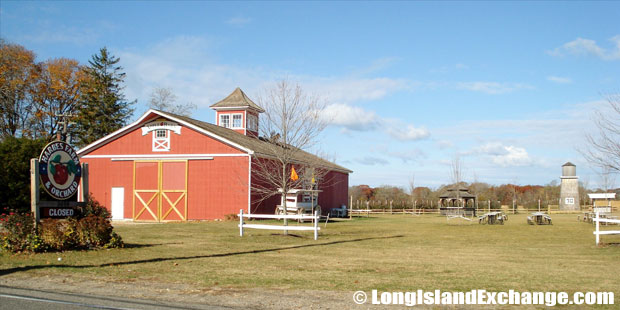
top-left (210, 87), bottom-right (264, 137)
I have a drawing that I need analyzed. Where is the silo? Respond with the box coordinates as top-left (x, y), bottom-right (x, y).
top-left (559, 162), bottom-right (580, 211)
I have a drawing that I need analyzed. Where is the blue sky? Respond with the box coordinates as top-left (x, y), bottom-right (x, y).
top-left (2, 1), bottom-right (620, 189)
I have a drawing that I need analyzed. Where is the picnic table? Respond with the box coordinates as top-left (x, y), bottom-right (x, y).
top-left (478, 211), bottom-right (507, 225)
top-left (581, 212), bottom-right (619, 225)
top-left (528, 212), bottom-right (552, 225)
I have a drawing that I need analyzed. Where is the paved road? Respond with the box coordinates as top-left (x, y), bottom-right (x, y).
top-left (0, 285), bottom-right (238, 310)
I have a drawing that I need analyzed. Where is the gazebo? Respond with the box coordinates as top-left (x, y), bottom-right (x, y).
top-left (439, 186), bottom-right (477, 216)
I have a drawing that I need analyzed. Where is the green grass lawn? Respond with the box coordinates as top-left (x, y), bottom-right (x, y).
top-left (1, 214), bottom-right (619, 298)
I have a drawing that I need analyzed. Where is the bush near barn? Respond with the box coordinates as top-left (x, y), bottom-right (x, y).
top-left (0, 197), bottom-right (123, 253)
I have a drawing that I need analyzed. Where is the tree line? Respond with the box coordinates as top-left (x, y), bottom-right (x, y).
top-left (349, 180), bottom-right (609, 210)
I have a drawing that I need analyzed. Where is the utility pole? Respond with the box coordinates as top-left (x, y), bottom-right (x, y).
top-left (56, 113), bottom-right (76, 143)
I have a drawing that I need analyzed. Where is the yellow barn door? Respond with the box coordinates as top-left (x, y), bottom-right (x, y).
top-left (133, 160), bottom-right (187, 221)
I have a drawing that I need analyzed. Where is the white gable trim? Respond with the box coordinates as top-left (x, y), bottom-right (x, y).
top-left (77, 109), bottom-right (254, 156)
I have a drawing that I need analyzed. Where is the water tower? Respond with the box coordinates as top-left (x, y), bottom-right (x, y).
top-left (559, 162), bottom-right (580, 211)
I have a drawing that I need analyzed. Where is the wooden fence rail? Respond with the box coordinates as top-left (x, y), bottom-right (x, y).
top-left (593, 212), bottom-right (620, 246)
top-left (238, 209), bottom-right (321, 240)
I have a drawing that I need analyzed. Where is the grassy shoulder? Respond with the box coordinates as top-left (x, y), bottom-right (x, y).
top-left (1, 214), bottom-right (619, 296)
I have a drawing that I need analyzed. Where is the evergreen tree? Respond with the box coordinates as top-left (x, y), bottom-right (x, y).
top-left (74, 47), bottom-right (134, 147)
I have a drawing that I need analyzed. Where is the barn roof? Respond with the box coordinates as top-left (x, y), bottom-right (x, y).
top-left (166, 111), bottom-right (351, 173)
top-left (209, 87), bottom-right (265, 113)
top-left (78, 109), bottom-right (351, 174)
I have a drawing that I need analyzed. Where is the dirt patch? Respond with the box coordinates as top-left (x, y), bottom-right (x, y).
top-left (0, 273), bottom-right (404, 309)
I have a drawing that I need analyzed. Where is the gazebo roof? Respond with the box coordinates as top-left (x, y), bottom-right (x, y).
top-left (439, 186), bottom-right (476, 199)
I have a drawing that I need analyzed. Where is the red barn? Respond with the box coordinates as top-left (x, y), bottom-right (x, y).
top-left (77, 88), bottom-right (351, 221)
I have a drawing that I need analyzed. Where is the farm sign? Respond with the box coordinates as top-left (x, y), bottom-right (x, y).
top-left (39, 141), bottom-right (82, 200)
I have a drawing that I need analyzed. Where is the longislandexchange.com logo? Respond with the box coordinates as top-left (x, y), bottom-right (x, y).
top-left (39, 141), bottom-right (81, 200)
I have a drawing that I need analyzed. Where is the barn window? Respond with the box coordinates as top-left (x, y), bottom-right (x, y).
top-left (232, 114), bottom-right (243, 128)
top-left (219, 114), bottom-right (230, 128)
top-left (153, 130), bottom-right (170, 151)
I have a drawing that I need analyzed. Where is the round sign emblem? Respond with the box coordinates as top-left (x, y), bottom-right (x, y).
top-left (39, 141), bottom-right (81, 200)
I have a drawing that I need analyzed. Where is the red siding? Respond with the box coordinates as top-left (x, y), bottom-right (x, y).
top-left (187, 157), bottom-right (249, 219)
top-left (82, 158), bottom-right (133, 218)
top-left (88, 120), bottom-right (244, 156)
top-left (317, 171), bottom-right (349, 211)
top-left (249, 158), bottom-right (349, 215)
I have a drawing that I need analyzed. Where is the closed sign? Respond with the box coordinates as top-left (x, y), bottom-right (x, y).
top-left (41, 207), bottom-right (75, 218)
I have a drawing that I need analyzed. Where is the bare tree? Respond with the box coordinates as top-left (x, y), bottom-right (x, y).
top-left (149, 87), bottom-right (196, 117)
top-left (598, 166), bottom-right (616, 192)
top-left (408, 174), bottom-right (416, 206)
top-left (583, 92), bottom-right (620, 174)
top-left (449, 155), bottom-right (464, 206)
top-left (251, 80), bottom-right (329, 229)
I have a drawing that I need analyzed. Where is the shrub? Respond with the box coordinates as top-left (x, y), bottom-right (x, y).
top-left (39, 219), bottom-right (76, 251)
top-left (72, 215), bottom-right (114, 248)
top-left (79, 195), bottom-right (110, 219)
top-left (224, 213), bottom-right (239, 221)
top-left (0, 197), bottom-right (123, 253)
top-left (105, 232), bottom-right (124, 249)
top-left (0, 209), bottom-right (42, 252)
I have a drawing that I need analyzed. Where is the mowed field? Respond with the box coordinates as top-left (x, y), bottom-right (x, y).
top-left (1, 214), bottom-right (619, 302)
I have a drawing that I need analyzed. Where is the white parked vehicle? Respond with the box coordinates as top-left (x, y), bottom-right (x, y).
top-left (275, 189), bottom-right (322, 220)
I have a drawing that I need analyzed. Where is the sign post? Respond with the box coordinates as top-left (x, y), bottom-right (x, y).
top-left (30, 159), bottom-right (40, 225)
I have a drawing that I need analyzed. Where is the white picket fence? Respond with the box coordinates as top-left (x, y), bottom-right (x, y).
top-left (238, 209), bottom-right (321, 240)
top-left (593, 212), bottom-right (620, 245)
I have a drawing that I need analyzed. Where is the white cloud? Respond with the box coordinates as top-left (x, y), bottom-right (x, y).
top-left (466, 142), bottom-right (532, 167)
top-left (322, 103), bottom-right (379, 131)
top-left (548, 35), bottom-right (620, 61)
top-left (118, 35), bottom-right (269, 109)
top-left (547, 76), bottom-right (573, 84)
top-left (305, 77), bottom-right (411, 103)
top-left (456, 81), bottom-right (533, 94)
top-left (386, 124), bottom-right (430, 141)
top-left (119, 36), bottom-right (415, 114)
top-left (387, 148), bottom-right (427, 163)
top-left (430, 63), bottom-right (469, 74)
top-left (226, 16), bottom-right (252, 26)
top-left (436, 140), bottom-right (454, 150)
top-left (356, 156), bottom-right (389, 166)
top-left (322, 103), bottom-right (429, 141)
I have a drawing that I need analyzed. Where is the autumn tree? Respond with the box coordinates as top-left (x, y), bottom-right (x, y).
top-left (0, 40), bottom-right (39, 138)
top-left (149, 87), bottom-right (196, 117)
top-left (30, 58), bottom-right (85, 140)
top-left (74, 47), bottom-right (134, 147)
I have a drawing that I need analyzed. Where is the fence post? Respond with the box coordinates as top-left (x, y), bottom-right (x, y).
top-left (314, 210), bottom-right (319, 240)
top-left (595, 211), bottom-right (600, 246)
top-left (350, 196), bottom-right (353, 220)
top-left (239, 209), bottom-right (244, 237)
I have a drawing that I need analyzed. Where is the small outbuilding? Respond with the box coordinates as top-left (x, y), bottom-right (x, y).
top-left (77, 88), bottom-right (351, 221)
top-left (439, 186), bottom-right (477, 216)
